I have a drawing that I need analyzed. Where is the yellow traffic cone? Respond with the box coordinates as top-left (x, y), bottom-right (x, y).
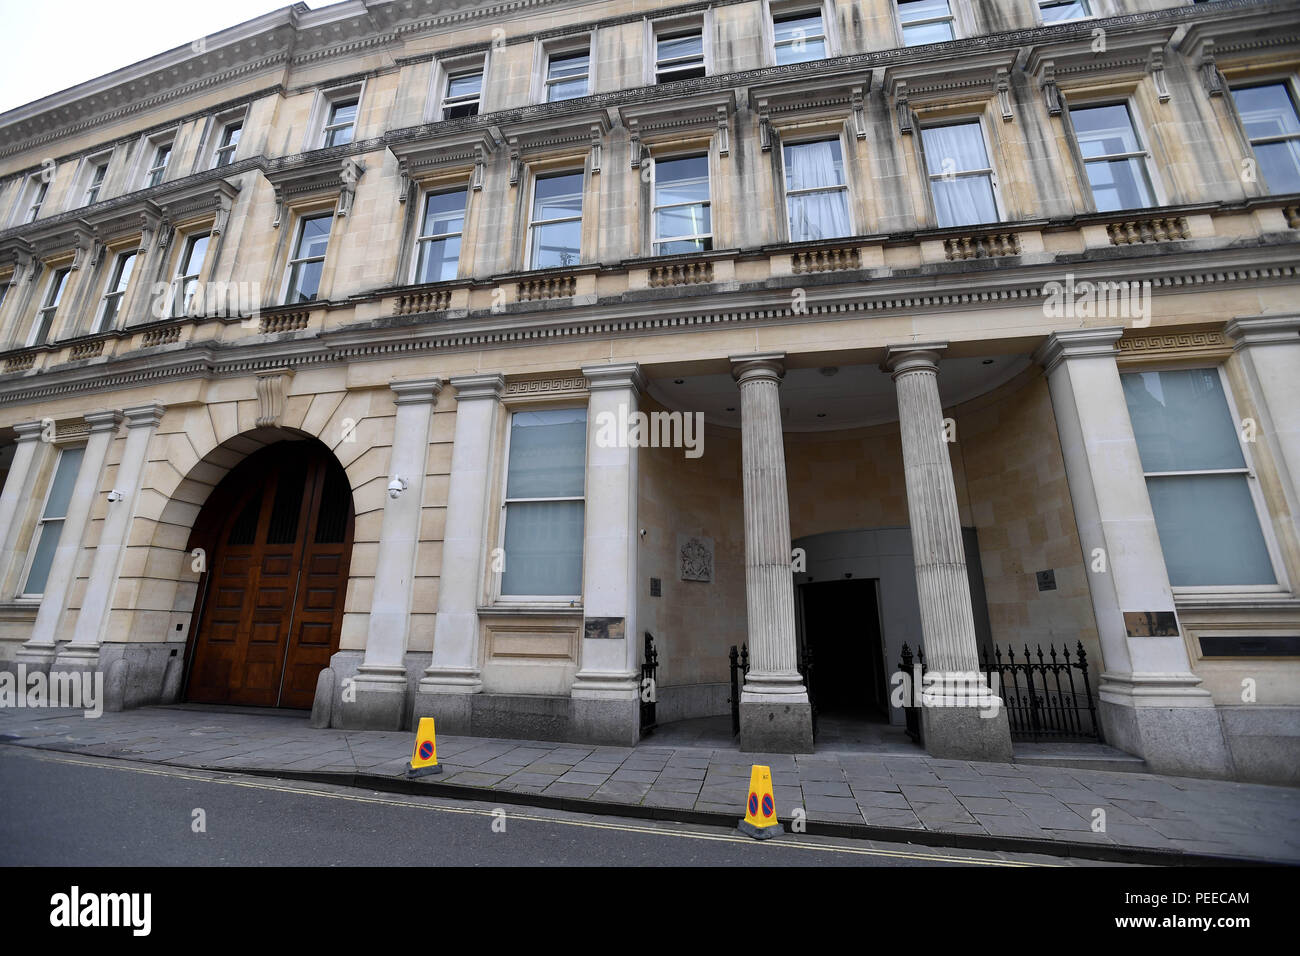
top-left (737, 764), bottom-right (783, 840)
top-left (406, 717), bottom-right (443, 778)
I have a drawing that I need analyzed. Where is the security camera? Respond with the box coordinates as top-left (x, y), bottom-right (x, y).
top-left (107, 489), bottom-right (125, 502)
top-left (387, 476), bottom-right (407, 499)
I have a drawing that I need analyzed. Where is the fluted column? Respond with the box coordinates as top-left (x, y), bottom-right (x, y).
top-left (731, 352), bottom-right (812, 753)
top-left (886, 344), bottom-right (1011, 762)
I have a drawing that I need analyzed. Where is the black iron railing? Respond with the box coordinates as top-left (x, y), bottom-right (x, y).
top-left (640, 632), bottom-right (658, 737)
top-left (897, 641), bottom-right (1103, 743)
top-left (728, 643), bottom-right (817, 740)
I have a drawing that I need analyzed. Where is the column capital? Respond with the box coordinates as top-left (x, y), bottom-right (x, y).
top-left (83, 409), bottom-right (124, 433)
top-left (1224, 314), bottom-right (1300, 348)
top-left (12, 420), bottom-right (44, 442)
top-left (581, 362), bottom-right (646, 392)
top-left (123, 403), bottom-right (166, 429)
top-left (448, 373), bottom-right (505, 401)
top-left (390, 376), bottom-right (443, 406)
top-left (730, 352), bottom-right (785, 384)
top-left (1032, 327), bottom-right (1123, 374)
top-left (883, 342), bottom-right (947, 378)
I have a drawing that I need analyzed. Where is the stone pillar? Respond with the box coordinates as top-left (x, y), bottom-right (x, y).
top-left (17, 410), bottom-right (123, 669)
top-left (0, 420), bottom-right (44, 577)
top-left (58, 404), bottom-right (166, 667)
top-left (1224, 315), bottom-right (1300, 552)
top-left (1035, 328), bottom-right (1230, 778)
top-left (885, 344), bottom-right (1012, 763)
top-left (731, 352), bottom-right (813, 754)
top-left (414, 373), bottom-right (504, 732)
top-left (339, 377), bottom-right (441, 730)
top-left (570, 363), bottom-right (644, 746)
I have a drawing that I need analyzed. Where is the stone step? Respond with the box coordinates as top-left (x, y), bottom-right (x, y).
top-left (1013, 744), bottom-right (1149, 775)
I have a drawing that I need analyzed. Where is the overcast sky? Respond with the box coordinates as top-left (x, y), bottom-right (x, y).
top-left (0, 0), bottom-right (331, 115)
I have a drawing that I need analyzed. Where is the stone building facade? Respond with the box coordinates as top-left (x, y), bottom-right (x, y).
top-left (0, 0), bottom-right (1297, 784)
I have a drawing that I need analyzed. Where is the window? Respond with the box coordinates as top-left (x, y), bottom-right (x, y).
top-left (415, 188), bottom-right (467, 283)
top-left (145, 143), bottom-right (171, 188)
top-left (95, 251), bottom-right (137, 332)
top-left (782, 139), bottom-right (851, 241)
top-left (285, 214), bottom-right (333, 303)
top-left (545, 51), bottom-right (590, 102)
top-left (500, 407), bottom-right (587, 598)
top-left (20, 445), bottom-right (84, 597)
top-left (324, 99), bottom-right (358, 147)
top-left (1122, 368), bottom-right (1278, 588)
top-left (29, 267), bottom-right (70, 346)
top-left (897, 0), bottom-right (955, 45)
top-left (1071, 103), bottom-right (1155, 212)
top-left (25, 179), bottom-right (48, 223)
top-left (1230, 83), bottom-right (1300, 195)
top-left (1039, 0), bottom-right (1091, 21)
top-left (656, 30), bottom-right (706, 82)
top-left (921, 121), bottom-right (999, 227)
top-left (214, 122), bottom-right (242, 167)
top-left (443, 71), bottom-right (482, 119)
top-left (84, 160), bottom-right (108, 205)
top-left (528, 172), bottom-right (583, 269)
top-left (171, 233), bottom-right (210, 317)
top-left (653, 155), bottom-right (712, 254)
top-left (773, 11), bottom-right (826, 65)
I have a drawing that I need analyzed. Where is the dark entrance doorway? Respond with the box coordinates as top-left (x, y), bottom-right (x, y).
top-left (184, 440), bottom-right (353, 709)
top-left (797, 579), bottom-right (888, 719)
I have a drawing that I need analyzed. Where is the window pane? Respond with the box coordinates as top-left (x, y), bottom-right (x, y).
top-left (921, 123), bottom-right (989, 175)
top-left (655, 237), bottom-right (712, 255)
top-left (1231, 84), bottom-right (1300, 139)
top-left (1146, 475), bottom-right (1276, 586)
top-left (113, 252), bottom-right (137, 293)
top-left (422, 190), bottom-right (467, 237)
top-left (447, 73), bottom-right (482, 98)
top-left (330, 102), bottom-right (358, 127)
top-left (43, 447), bottom-right (84, 520)
top-left (296, 216), bottom-right (333, 259)
top-left (183, 235), bottom-right (210, 275)
top-left (288, 261), bottom-right (324, 302)
top-left (416, 236), bottom-right (462, 283)
top-left (774, 14), bottom-right (822, 44)
top-left (547, 78), bottom-right (587, 101)
top-left (548, 53), bottom-right (589, 80)
top-left (531, 221), bottom-right (581, 268)
top-left (500, 500), bottom-right (584, 595)
top-left (784, 140), bottom-right (845, 191)
top-left (1122, 369), bottom-right (1246, 472)
top-left (899, 0), bottom-right (951, 21)
top-left (902, 21), bottom-right (954, 45)
top-left (655, 156), bottom-right (710, 205)
top-left (787, 191), bottom-right (851, 241)
top-left (1073, 104), bottom-right (1143, 157)
top-left (23, 522), bottom-right (62, 595)
top-left (1084, 157), bottom-right (1153, 211)
top-left (1040, 0), bottom-right (1089, 21)
top-left (506, 408), bottom-right (587, 498)
top-left (1252, 140), bottom-right (1300, 195)
top-left (658, 34), bottom-right (702, 61)
top-left (929, 175), bottom-right (998, 227)
top-left (655, 204), bottom-right (711, 240)
top-left (533, 173), bottom-right (584, 220)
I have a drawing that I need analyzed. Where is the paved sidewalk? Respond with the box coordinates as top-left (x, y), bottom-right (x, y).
top-left (2, 704), bottom-right (1296, 863)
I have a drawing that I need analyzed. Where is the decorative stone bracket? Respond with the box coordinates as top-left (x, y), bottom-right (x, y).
top-left (254, 366), bottom-right (295, 427)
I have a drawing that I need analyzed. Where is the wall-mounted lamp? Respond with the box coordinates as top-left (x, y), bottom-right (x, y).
top-left (106, 489), bottom-right (125, 502)
top-left (387, 476), bottom-right (408, 500)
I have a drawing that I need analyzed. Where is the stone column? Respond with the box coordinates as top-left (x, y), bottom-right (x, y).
top-left (1035, 329), bottom-right (1230, 778)
top-left (415, 373), bottom-right (504, 732)
top-left (341, 377), bottom-right (441, 730)
top-left (570, 363), bottom-right (644, 746)
top-left (731, 352), bottom-right (812, 754)
top-left (885, 344), bottom-right (1012, 762)
top-left (57, 404), bottom-right (166, 672)
top-left (17, 410), bottom-right (123, 669)
top-left (0, 420), bottom-right (44, 577)
top-left (1224, 315), bottom-right (1300, 552)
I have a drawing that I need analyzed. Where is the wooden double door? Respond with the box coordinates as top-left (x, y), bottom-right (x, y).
top-left (186, 441), bottom-right (353, 709)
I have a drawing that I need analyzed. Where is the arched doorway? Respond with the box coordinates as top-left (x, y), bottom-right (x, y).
top-left (184, 439), bottom-right (353, 709)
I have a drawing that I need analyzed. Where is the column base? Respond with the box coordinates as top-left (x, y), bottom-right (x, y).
top-left (1099, 698), bottom-right (1233, 779)
top-left (740, 698), bottom-right (814, 754)
top-left (569, 695), bottom-right (639, 747)
top-left (411, 690), bottom-right (473, 735)
top-left (14, 645), bottom-right (56, 670)
top-left (335, 662), bottom-right (409, 731)
top-left (920, 700), bottom-right (1014, 763)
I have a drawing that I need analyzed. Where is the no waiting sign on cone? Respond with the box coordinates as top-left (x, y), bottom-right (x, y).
top-left (737, 764), bottom-right (783, 840)
top-left (406, 717), bottom-right (443, 778)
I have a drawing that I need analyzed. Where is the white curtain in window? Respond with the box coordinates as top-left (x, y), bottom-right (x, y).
top-left (922, 124), bottom-right (997, 227)
top-left (785, 141), bottom-right (850, 241)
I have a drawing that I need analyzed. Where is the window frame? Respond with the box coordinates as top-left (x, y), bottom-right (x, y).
top-left (769, 5), bottom-right (830, 66)
top-left (494, 404), bottom-right (588, 604)
top-left (895, 0), bottom-right (959, 48)
top-left (525, 168), bottom-right (586, 271)
top-left (543, 47), bottom-right (592, 103)
top-left (1036, 0), bottom-right (1094, 24)
top-left (170, 232), bottom-right (211, 318)
top-left (1066, 98), bottom-right (1160, 213)
top-left (27, 265), bottom-right (71, 346)
top-left (412, 184), bottom-right (469, 284)
top-left (213, 119), bottom-right (243, 168)
top-left (17, 444), bottom-right (85, 600)
top-left (650, 151), bottom-right (714, 255)
top-left (1228, 76), bottom-right (1300, 197)
top-left (25, 177), bottom-right (49, 223)
top-left (323, 98), bottom-right (359, 148)
top-left (653, 25), bottom-right (708, 84)
top-left (1126, 363), bottom-right (1289, 597)
top-left (145, 141), bottom-right (173, 188)
top-left (443, 68), bottom-right (484, 119)
top-left (94, 249), bottom-right (139, 333)
top-left (918, 116), bottom-right (1005, 228)
top-left (777, 133), bottom-right (855, 243)
top-left (82, 154), bottom-right (110, 206)
top-left (282, 212), bottom-right (335, 305)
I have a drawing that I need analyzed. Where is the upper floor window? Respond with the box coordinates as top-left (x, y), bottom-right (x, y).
top-left (1070, 103), bottom-right (1155, 212)
top-left (84, 160), bottom-right (108, 205)
top-left (656, 30), bottom-right (706, 82)
top-left (1039, 0), bottom-right (1091, 21)
top-left (528, 172), bottom-right (583, 269)
top-left (653, 155), bottom-right (712, 254)
top-left (499, 407), bottom-right (587, 599)
top-left (20, 445), bottom-right (84, 598)
top-left (782, 139), bottom-right (851, 241)
top-left (214, 121), bottom-right (242, 167)
top-left (415, 187), bottom-right (467, 283)
top-left (773, 11), bottom-right (826, 65)
top-left (921, 121), bottom-right (999, 227)
top-left (29, 266), bottom-right (70, 346)
top-left (1122, 368), bottom-right (1279, 588)
top-left (285, 214), bottom-right (333, 303)
top-left (546, 51), bottom-right (590, 102)
top-left (172, 233), bottom-right (210, 317)
top-left (145, 143), bottom-right (172, 188)
top-left (898, 0), bottom-right (955, 45)
top-left (25, 179), bottom-right (48, 223)
top-left (1230, 82), bottom-right (1300, 195)
top-left (444, 71), bottom-right (482, 119)
top-left (324, 99), bottom-right (358, 147)
top-left (94, 251), bottom-right (138, 333)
